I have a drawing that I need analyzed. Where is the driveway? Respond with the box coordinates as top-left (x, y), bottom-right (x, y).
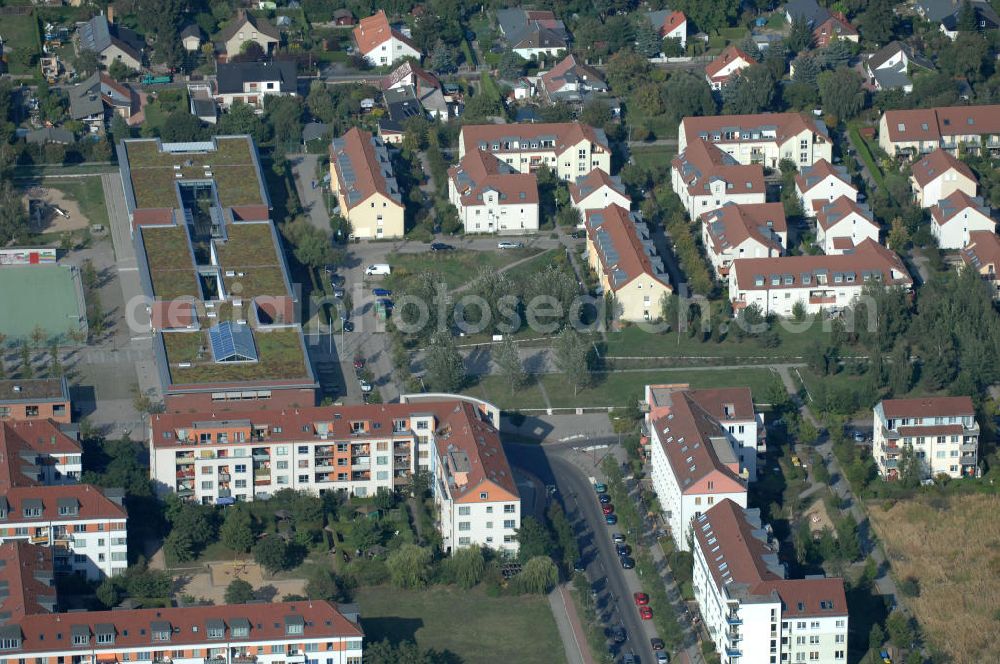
top-left (290, 154), bottom-right (330, 232)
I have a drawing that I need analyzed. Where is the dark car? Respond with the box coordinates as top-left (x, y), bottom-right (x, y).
top-left (610, 626), bottom-right (627, 643)
top-left (570, 229), bottom-right (587, 239)
top-left (342, 320), bottom-right (354, 332)
top-left (650, 638), bottom-right (665, 651)
top-left (573, 559), bottom-right (587, 573)
top-left (612, 532), bottom-right (626, 544)
top-left (372, 288), bottom-right (392, 297)
top-left (430, 242), bottom-right (454, 251)
top-left (616, 543), bottom-right (631, 557)
top-left (619, 556), bottom-right (635, 569)
top-left (599, 494), bottom-right (612, 504)
top-left (605, 514), bottom-right (618, 525)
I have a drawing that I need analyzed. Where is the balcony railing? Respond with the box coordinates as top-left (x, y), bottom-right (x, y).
top-left (726, 615), bottom-right (742, 626)
top-left (809, 295), bottom-right (836, 305)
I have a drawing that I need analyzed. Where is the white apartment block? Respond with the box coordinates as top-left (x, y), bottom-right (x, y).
top-left (569, 168), bottom-right (631, 214)
top-left (671, 138), bottom-right (766, 216)
top-left (701, 203), bottom-right (787, 279)
top-left (679, 113), bottom-right (833, 170)
top-left (873, 396), bottom-right (979, 480)
top-left (728, 239), bottom-right (912, 317)
top-left (909, 148), bottom-right (978, 208)
top-left (643, 385), bottom-right (749, 551)
top-left (795, 159), bottom-right (858, 212)
top-left (930, 191), bottom-right (994, 250)
top-left (459, 122), bottom-right (612, 182)
top-left (448, 150), bottom-right (540, 234)
top-left (693, 499), bottom-right (848, 664)
top-left (814, 197), bottom-right (880, 256)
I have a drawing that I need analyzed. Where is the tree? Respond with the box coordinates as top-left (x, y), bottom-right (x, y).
top-left (110, 114), bottom-right (131, 143)
top-left (161, 110), bottom-right (206, 142)
top-left (634, 16), bottom-right (661, 57)
top-left (0, 181), bottom-right (29, 246)
top-left (224, 578), bottom-right (256, 603)
top-left (304, 569), bottom-right (341, 600)
top-left (282, 219), bottom-right (339, 271)
top-left (428, 41), bottom-right (457, 74)
top-left (164, 529), bottom-right (195, 562)
top-left (886, 611), bottom-right (916, 648)
top-left (425, 331), bottom-right (466, 392)
top-left (515, 556), bottom-right (558, 594)
top-left (498, 51), bottom-right (526, 80)
top-left (957, 0), bottom-right (978, 31)
top-left (786, 15), bottom-right (814, 53)
top-left (818, 67), bottom-right (865, 123)
top-left (938, 33), bottom-right (989, 80)
top-left (889, 343), bottom-right (914, 395)
top-left (216, 101), bottom-right (269, 143)
top-left (493, 337), bottom-right (527, 394)
top-left (73, 50), bottom-right (100, 77)
top-left (386, 544), bottom-right (432, 589)
top-left (552, 328), bottom-right (591, 395)
top-left (887, 216), bottom-right (910, 251)
top-left (516, 516), bottom-right (554, 561)
top-left (448, 546), bottom-right (486, 588)
top-left (253, 536), bottom-right (292, 574)
top-left (822, 40), bottom-right (853, 69)
top-left (860, 0), bottom-right (897, 45)
top-left (791, 54), bottom-right (821, 86)
top-left (674, 0), bottom-right (741, 34)
top-left (306, 80), bottom-right (337, 124)
top-left (264, 96), bottom-right (304, 151)
top-left (96, 578), bottom-right (123, 608)
top-left (220, 506), bottom-right (255, 553)
top-left (869, 622), bottom-right (886, 652)
top-left (108, 59), bottom-right (133, 82)
top-left (722, 66), bottom-right (776, 114)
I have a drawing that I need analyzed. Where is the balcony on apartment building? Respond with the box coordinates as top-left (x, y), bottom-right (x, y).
top-left (351, 470), bottom-right (371, 481)
top-left (960, 438), bottom-right (979, 453)
top-left (394, 454), bottom-right (411, 468)
top-left (176, 451), bottom-right (195, 461)
top-left (252, 448), bottom-right (271, 460)
top-left (315, 445), bottom-right (335, 457)
top-left (231, 656), bottom-right (257, 664)
top-left (352, 456), bottom-right (371, 468)
top-left (177, 468), bottom-right (196, 480)
top-left (809, 290), bottom-right (837, 305)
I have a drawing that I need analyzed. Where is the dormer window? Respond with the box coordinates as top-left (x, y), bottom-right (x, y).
top-left (72, 626), bottom-right (90, 647)
top-left (206, 619), bottom-right (226, 640)
top-left (151, 621), bottom-right (172, 643)
top-left (285, 615), bottom-right (305, 636)
top-left (95, 625), bottom-right (115, 645)
top-left (230, 618), bottom-right (251, 638)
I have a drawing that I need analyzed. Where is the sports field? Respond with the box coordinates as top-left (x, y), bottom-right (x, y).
top-left (0, 265), bottom-right (87, 345)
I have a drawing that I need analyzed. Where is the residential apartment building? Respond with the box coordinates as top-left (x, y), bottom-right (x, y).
top-left (2, 601), bottom-right (364, 664)
top-left (814, 197), bottom-right (880, 255)
top-left (584, 205), bottom-right (672, 322)
top-left (643, 385), bottom-right (749, 551)
top-left (909, 148), bottom-right (977, 208)
top-left (728, 239), bottom-right (912, 316)
top-left (678, 113), bottom-right (833, 170)
top-left (704, 45), bottom-right (753, 90)
top-left (671, 138), bottom-right (766, 216)
top-left (569, 169), bottom-right (630, 214)
top-left (353, 10), bottom-right (420, 66)
top-left (873, 396), bottom-right (979, 480)
top-left (496, 9), bottom-right (569, 60)
top-left (878, 104), bottom-right (1000, 157)
top-left (0, 378), bottom-right (71, 423)
top-left (447, 150), bottom-right (540, 234)
top-left (214, 61), bottom-right (297, 111)
top-left (0, 542), bottom-right (58, 620)
top-left (930, 191), bottom-right (994, 249)
top-left (0, 418), bottom-right (82, 485)
top-left (693, 499), bottom-right (848, 664)
top-left (645, 9), bottom-right (688, 50)
top-left (458, 123), bottom-right (612, 181)
top-left (330, 128), bottom-right (405, 239)
top-left (149, 398), bottom-right (520, 556)
top-left (960, 230), bottom-right (1000, 298)
top-left (701, 203), bottom-right (787, 279)
top-left (217, 9), bottom-right (280, 60)
top-left (794, 159), bottom-right (857, 212)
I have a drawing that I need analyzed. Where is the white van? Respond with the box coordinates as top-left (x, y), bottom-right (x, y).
top-left (365, 263), bottom-right (391, 276)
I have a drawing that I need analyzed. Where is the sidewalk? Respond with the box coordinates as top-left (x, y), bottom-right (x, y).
top-left (548, 584), bottom-right (594, 664)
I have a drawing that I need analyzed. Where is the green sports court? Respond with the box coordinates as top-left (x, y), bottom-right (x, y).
top-left (0, 264), bottom-right (87, 345)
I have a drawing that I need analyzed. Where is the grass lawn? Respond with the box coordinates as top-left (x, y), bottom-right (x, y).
top-left (630, 145), bottom-right (677, 173)
top-left (353, 585), bottom-right (564, 663)
top-left (869, 494), bottom-right (1000, 663)
top-left (602, 319), bottom-right (839, 360)
top-left (3, 10), bottom-right (41, 75)
top-left (538, 367), bottom-right (780, 409)
top-left (848, 122), bottom-right (884, 187)
top-left (460, 374), bottom-right (548, 411)
top-left (501, 248), bottom-right (572, 284)
top-left (44, 178), bottom-right (109, 230)
top-left (385, 247), bottom-right (541, 292)
top-left (628, 114), bottom-right (678, 140)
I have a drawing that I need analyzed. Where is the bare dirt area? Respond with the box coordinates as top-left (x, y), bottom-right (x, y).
top-left (803, 499), bottom-right (835, 537)
top-left (175, 560), bottom-right (306, 604)
top-left (21, 185), bottom-right (88, 233)
top-left (869, 493), bottom-right (1000, 663)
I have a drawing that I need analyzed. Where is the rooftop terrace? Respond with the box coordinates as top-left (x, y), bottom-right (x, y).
top-left (162, 327), bottom-right (309, 386)
top-left (123, 137), bottom-right (265, 210)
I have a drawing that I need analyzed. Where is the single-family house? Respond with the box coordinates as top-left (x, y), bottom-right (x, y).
top-left (701, 203), bottom-right (787, 278)
top-left (569, 168), bottom-right (631, 214)
top-left (814, 196), bottom-right (880, 255)
top-left (382, 61), bottom-right (448, 120)
top-left (670, 137), bottom-right (766, 215)
top-left (704, 45), bottom-right (753, 90)
top-left (784, 0), bottom-right (832, 26)
top-left (180, 24), bottom-right (203, 52)
top-left (76, 14), bottom-right (142, 71)
top-left (812, 12), bottom-right (859, 47)
top-left (495, 9), bottom-right (569, 60)
top-left (216, 10), bottom-right (280, 60)
top-left (68, 71), bottom-right (141, 131)
top-left (447, 150), bottom-right (539, 234)
top-left (353, 10), bottom-right (420, 67)
top-left (930, 191), bottom-right (994, 249)
top-left (645, 9), bottom-right (688, 50)
top-left (539, 55), bottom-right (608, 104)
top-left (214, 60), bottom-right (297, 111)
top-left (865, 42), bottom-right (934, 93)
top-left (909, 148), bottom-right (977, 208)
top-left (377, 86), bottom-right (425, 144)
top-left (795, 158), bottom-right (858, 210)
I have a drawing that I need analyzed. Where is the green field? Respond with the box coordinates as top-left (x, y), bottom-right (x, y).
top-left (602, 322), bottom-right (838, 360)
top-left (0, 264), bottom-right (85, 344)
top-left (44, 178), bottom-right (110, 230)
top-left (385, 247), bottom-right (541, 292)
top-left (630, 145), bottom-right (677, 173)
top-left (460, 374), bottom-right (549, 411)
top-left (353, 585), bottom-right (564, 664)
top-left (2, 10), bottom-right (41, 75)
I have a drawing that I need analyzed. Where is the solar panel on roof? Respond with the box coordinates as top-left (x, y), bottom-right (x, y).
top-left (209, 321), bottom-right (258, 363)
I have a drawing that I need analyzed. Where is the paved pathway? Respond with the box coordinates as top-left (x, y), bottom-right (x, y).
top-left (548, 585), bottom-right (592, 664)
top-left (290, 154), bottom-right (330, 232)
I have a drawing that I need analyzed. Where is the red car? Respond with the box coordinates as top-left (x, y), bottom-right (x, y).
top-left (353, 357), bottom-right (365, 370)
top-left (602, 504), bottom-right (614, 515)
top-left (639, 606), bottom-right (653, 620)
top-left (633, 592), bottom-right (649, 606)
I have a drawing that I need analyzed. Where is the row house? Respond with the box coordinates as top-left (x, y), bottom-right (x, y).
top-left (678, 113), bottom-right (833, 170)
top-left (693, 499), bottom-right (848, 664)
top-left (930, 191), bottom-right (994, 249)
top-left (329, 128), bottom-right (405, 239)
top-left (643, 385), bottom-right (749, 551)
top-left (701, 203), bottom-right (787, 279)
top-left (458, 122), bottom-right (612, 182)
top-left (149, 398), bottom-right (519, 556)
top-left (878, 104), bottom-right (1000, 157)
top-left (671, 138), bottom-right (766, 216)
top-left (447, 150), bottom-right (540, 234)
top-left (909, 148), bottom-right (977, 208)
top-left (353, 10), bottom-right (420, 66)
top-left (960, 230), bottom-right (1000, 298)
top-left (569, 169), bottom-right (631, 215)
top-left (729, 239), bottom-right (912, 317)
top-left (873, 396), bottom-right (979, 480)
top-left (1, 601), bottom-right (363, 664)
top-left (584, 205), bottom-right (672, 322)
top-left (814, 197), bottom-right (880, 255)
top-left (0, 378), bottom-right (71, 423)
top-left (794, 159), bottom-right (857, 212)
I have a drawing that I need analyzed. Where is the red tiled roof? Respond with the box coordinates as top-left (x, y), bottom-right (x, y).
top-left (881, 396), bottom-right (975, 419)
top-left (0, 484), bottom-right (127, 524)
top-left (434, 401), bottom-right (519, 501)
top-left (910, 148), bottom-right (976, 188)
top-left (732, 239), bottom-right (911, 291)
top-left (331, 127), bottom-right (403, 211)
top-left (353, 10), bottom-right (418, 55)
top-left (881, 108), bottom-right (940, 143)
top-left (540, 54), bottom-right (605, 95)
top-left (447, 150), bottom-right (539, 207)
top-left (961, 229), bottom-right (1000, 273)
top-left (671, 138), bottom-right (765, 196)
top-left (701, 202), bottom-right (786, 256)
top-left (585, 204), bottom-right (671, 291)
top-left (382, 60), bottom-right (440, 92)
top-left (0, 420), bottom-right (80, 491)
top-left (812, 12), bottom-right (858, 43)
top-left (14, 600), bottom-right (362, 654)
top-left (705, 45), bottom-right (753, 81)
top-left (687, 387), bottom-right (756, 422)
top-left (897, 424), bottom-right (964, 437)
top-left (832, 236), bottom-right (855, 250)
top-left (681, 112), bottom-right (832, 147)
top-left (0, 542), bottom-right (56, 621)
top-left (794, 158), bottom-right (854, 194)
top-left (882, 104), bottom-right (1000, 144)
top-left (569, 168), bottom-right (628, 205)
top-left (461, 122), bottom-right (609, 158)
top-left (653, 10), bottom-right (686, 37)
top-left (814, 195), bottom-right (877, 232)
top-left (762, 578), bottom-right (849, 618)
top-left (930, 190), bottom-right (992, 226)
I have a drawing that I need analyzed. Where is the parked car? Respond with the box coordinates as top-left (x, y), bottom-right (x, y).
top-left (353, 357), bottom-right (365, 370)
top-left (602, 504), bottom-right (614, 515)
top-left (594, 482), bottom-right (607, 493)
top-left (622, 654), bottom-right (636, 664)
top-left (639, 606), bottom-right (653, 620)
top-left (497, 241), bottom-right (523, 249)
top-left (599, 494), bottom-right (612, 504)
top-left (610, 626), bottom-right (627, 643)
top-left (612, 532), bottom-right (626, 543)
top-left (430, 242), bottom-right (454, 251)
top-left (342, 320), bottom-right (354, 332)
top-left (650, 638), bottom-right (665, 651)
top-left (655, 652), bottom-right (669, 663)
top-left (570, 229), bottom-right (586, 239)
top-left (333, 287), bottom-right (345, 298)
top-left (365, 263), bottom-right (391, 276)
top-left (633, 592), bottom-right (649, 606)
top-left (619, 556), bottom-right (634, 569)
top-left (853, 430), bottom-right (867, 443)
top-left (372, 288), bottom-right (392, 297)
top-left (573, 559), bottom-right (586, 573)
top-left (358, 379), bottom-right (373, 393)
top-left (605, 514), bottom-right (618, 525)
top-left (616, 543), bottom-right (631, 557)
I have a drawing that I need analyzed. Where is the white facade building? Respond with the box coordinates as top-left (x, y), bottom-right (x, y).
top-left (929, 191), bottom-right (995, 249)
top-left (448, 150), bottom-right (540, 234)
top-left (353, 10), bottom-right (421, 66)
top-left (671, 138), bottom-right (766, 216)
top-left (569, 168), bottom-right (631, 214)
top-left (873, 396), bottom-right (979, 480)
top-left (678, 113), bottom-right (833, 170)
top-left (909, 148), bottom-right (978, 208)
top-left (459, 123), bottom-right (612, 182)
top-left (701, 203), bottom-right (787, 279)
top-left (814, 197), bottom-right (881, 255)
top-left (795, 159), bottom-right (858, 212)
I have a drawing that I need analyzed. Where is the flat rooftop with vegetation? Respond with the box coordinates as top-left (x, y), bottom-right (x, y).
top-left (161, 326), bottom-right (310, 385)
top-left (141, 225), bottom-right (201, 301)
top-left (216, 223), bottom-right (289, 300)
